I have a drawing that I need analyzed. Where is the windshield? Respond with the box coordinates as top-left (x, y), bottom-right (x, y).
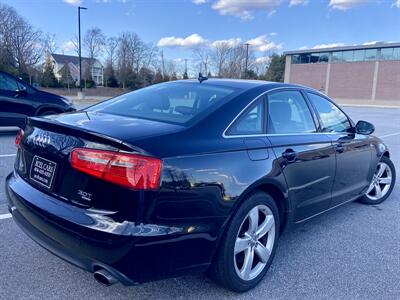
top-left (87, 82), bottom-right (238, 124)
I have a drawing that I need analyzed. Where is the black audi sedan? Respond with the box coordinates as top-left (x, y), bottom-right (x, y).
top-left (0, 71), bottom-right (76, 127)
top-left (6, 79), bottom-right (396, 292)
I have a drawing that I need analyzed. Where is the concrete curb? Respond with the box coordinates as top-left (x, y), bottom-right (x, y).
top-left (340, 103), bottom-right (400, 109)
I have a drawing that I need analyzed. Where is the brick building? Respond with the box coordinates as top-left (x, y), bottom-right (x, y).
top-left (284, 43), bottom-right (400, 106)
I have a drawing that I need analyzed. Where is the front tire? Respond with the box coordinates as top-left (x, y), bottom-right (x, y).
top-left (359, 156), bottom-right (396, 205)
top-left (209, 191), bottom-right (280, 292)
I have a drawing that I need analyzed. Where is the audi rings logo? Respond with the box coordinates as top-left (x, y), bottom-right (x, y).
top-left (32, 134), bottom-right (51, 148)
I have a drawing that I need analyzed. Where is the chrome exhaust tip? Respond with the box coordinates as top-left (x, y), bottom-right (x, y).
top-left (94, 269), bottom-right (118, 286)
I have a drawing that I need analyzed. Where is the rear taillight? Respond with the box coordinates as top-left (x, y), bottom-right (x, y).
top-left (15, 129), bottom-right (24, 148)
top-left (71, 148), bottom-right (162, 190)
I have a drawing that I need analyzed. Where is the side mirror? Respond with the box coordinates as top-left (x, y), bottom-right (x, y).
top-left (355, 120), bottom-right (375, 135)
top-left (15, 87), bottom-right (27, 97)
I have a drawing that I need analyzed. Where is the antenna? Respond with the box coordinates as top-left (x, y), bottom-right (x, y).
top-left (198, 73), bottom-right (208, 83)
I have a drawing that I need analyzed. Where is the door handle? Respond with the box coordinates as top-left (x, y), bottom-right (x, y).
top-left (282, 149), bottom-right (297, 163)
top-left (334, 143), bottom-right (345, 153)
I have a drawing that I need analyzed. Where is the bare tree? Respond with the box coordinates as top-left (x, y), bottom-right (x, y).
top-left (83, 27), bottom-right (106, 60)
top-left (116, 32), bottom-right (155, 88)
top-left (70, 36), bottom-right (80, 56)
top-left (193, 47), bottom-right (211, 75)
top-left (105, 37), bottom-right (118, 66)
top-left (43, 32), bottom-right (58, 55)
top-left (0, 3), bottom-right (43, 81)
top-left (210, 42), bottom-right (232, 77)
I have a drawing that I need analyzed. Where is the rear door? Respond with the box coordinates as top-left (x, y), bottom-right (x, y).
top-left (306, 92), bottom-right (373, 207)
top-left (266, 89), bottom-right (336, 222)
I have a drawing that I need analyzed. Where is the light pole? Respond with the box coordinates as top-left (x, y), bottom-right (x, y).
top-left (244, 43), bottom-right (250, 78)
top-left (78, 6), bottom-right (87, 96)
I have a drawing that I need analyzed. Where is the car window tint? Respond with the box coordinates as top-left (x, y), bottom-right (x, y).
top-left (88, 82), bottom-right (237, 125)
top-left (0, 73), bottom-right (18, 91)
top-left (268, 91), bottom-right (316, 134)
top-left (307, 92), bottom-right (351, 133)
top-left (228, 99), bottom-right (264, 135)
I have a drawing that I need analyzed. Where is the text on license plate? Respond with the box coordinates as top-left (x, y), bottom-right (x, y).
top-left (29, 156), bottom-right (57, 189)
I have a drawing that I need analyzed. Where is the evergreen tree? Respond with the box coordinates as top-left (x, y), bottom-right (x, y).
top-left (125, 70), bottom-right (141, 90)
top-left (104, 63), bottom-right (118, 87)
top-left (138, 67), bottom-right (154, 88)
top-left (244, 69), bottom-right (258, 80)
top-left (264, 54), bottom-right (285, 82)
top-left (41, 56), bottom-right (58, 88)
top-left (183, 71), bottom-right (189, 79)
top-left (59, 64), bottom-right (73, 89)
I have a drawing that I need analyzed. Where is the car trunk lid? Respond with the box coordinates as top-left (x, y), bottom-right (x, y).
top-left (15, 113), bottom-right (171, 220)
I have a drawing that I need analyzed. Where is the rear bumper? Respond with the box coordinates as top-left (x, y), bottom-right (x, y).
top-left (6, 172), bottom-right (217, 284)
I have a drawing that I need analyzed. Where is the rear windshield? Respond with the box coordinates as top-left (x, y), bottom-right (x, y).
top-left (87, 82), bottom-right (237, 124)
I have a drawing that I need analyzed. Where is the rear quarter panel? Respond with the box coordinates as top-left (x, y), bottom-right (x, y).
top-left (140, 139), bottom-right (287, 242)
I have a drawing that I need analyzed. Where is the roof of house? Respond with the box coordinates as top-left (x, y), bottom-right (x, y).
top-left (51, 53), bottom-right (101, 66)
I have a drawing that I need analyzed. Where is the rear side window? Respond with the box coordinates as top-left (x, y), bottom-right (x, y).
top-left (307, 92), bottom-right (351, 133)
top-left (227, 98), bottom-right (265, 135)
top-left (268, 90), bottom-right (316, 134)
top-left (88, 82), bottom-right (237, 125)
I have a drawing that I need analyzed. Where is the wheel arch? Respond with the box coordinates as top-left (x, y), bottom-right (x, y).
top-left (209, 179), bottom-right (291, 272)
top-left (229, 179), bottom-right (291, 234)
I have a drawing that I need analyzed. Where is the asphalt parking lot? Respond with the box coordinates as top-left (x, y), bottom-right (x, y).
top-left (0, 106), bottom-right (399, 300)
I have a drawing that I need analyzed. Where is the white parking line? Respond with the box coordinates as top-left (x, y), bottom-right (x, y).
top-left (0, 154), bottom-right (16, 158)
top-left (0, 213), bottom-right (12, 220)
top-left (380, 132), bottom-right (400, 139)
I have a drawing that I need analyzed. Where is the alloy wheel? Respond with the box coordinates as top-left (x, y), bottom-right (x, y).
top-left (234, 205), bottom-right (275, 281)
top-left (366, 162), bottom-right (393, 201)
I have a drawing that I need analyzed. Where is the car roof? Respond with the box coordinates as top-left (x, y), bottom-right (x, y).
top-left (174, 78), bottom-right (308, 91)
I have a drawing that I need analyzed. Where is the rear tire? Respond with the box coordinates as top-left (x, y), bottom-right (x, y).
top-left (39, 110), bottom-right (59, 116)
top-left (208, 191), bottom-right (280, 292)
top-left (359, 156), bottom-right (396, 205)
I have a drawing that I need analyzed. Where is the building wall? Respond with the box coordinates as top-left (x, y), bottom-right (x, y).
top-left (91, 61), bottom-right (104, 86)
top-left (328, 62), bottom-right (375, 99)
top-left (375, 60), bottom-right (400, 101)
top-left (289, 63), bottom-right (327, 92)
top-left (285, 45), bottom-right (400, 105)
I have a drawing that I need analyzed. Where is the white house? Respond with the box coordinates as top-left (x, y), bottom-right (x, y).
top-left (50, 53), bottom-right (104, 86)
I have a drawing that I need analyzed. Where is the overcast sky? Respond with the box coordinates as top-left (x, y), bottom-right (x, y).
top-left (4, 0), bottom-right (400, 67)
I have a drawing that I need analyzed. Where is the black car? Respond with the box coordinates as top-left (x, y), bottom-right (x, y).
top-left (6, 79), bottom-right (396, 292)
top-left (0, 71), bottom-right (76, 127)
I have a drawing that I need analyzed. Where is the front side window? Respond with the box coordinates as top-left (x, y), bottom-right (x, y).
top-left (88, 82), bottom-right (237, 125)
top-left (228, 98), bottom-right (265, 135)
top-left (0, 73), bottom-right (18, 91)
top-left (268, 91), bottom-right (316, 134)
top-left (307, 92), bottom-right (351, 133)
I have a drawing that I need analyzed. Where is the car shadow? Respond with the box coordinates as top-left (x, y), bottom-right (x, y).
top-left (83, 189), bottom-right (399, 298)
